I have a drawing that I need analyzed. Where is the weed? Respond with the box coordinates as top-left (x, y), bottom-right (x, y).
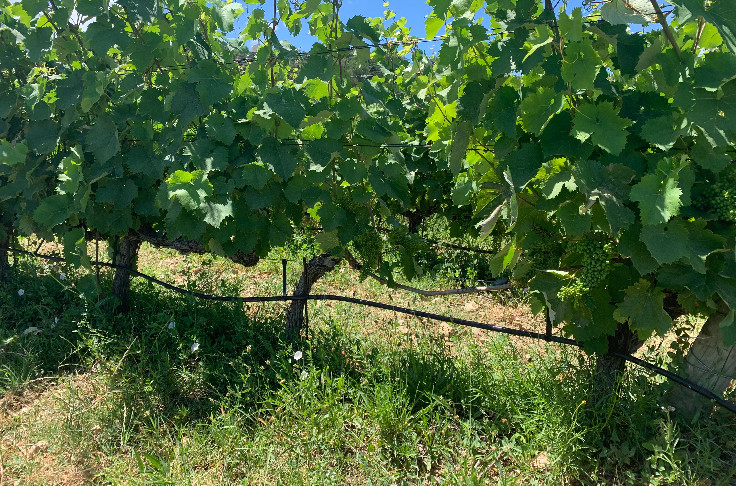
top-left (1, 246), bottom-right (735, 485)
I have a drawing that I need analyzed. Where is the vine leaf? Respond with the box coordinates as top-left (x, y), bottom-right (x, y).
top-left (671, 0), bottom-right (736, 54)
top-left (96, 179), bottom-right (138, 207)
top-left (166, 170), bottom-right (212, 211)
top-left (27, 120), bottom-right (60, 155)
top-left (501, 144), bottom-right (543, 193)
top-left (686, 81), bottom-right (736, 147)
top-left (630, 174), bottom-right (682, 225)
top-left (601, 0), bottom-right (651, 25)
top-left (0, 141), bottom-right (28, 166)
top-left (720, 310), bottom-right (736, 347)
top-left (262, 88), bottom-right (309, 128)
top-left (614, 280), bottom-right (672, 338)
top-left (572, 102), bottom-right (631, 155)
top-left (24, 27), bottom-right (52, 62)
top-left (32, 194), bottom-right (73, 228)
top-left (618, 224), bottom-right (659, 275)
top-left (561, 41), bottom-right (601, 91)
top-left (641, 218), bottom-right (724, 273)
top-left (519, 87), bottom-right (563, 136)
top-left (203, 201), bottom-right (233, 228)
top-left (450, 121), bottom-right (472, 176)
top-left (639, 113), bottom-right (685, 150)
top-left (85, 116), bottom-right (120, 164)
top-left (257, 138), bottom-right (300, 180)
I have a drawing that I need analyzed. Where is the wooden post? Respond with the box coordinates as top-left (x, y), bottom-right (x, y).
top-left (669, 299), bottom-right (736, 418)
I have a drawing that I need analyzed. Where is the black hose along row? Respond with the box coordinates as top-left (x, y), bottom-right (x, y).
top-left (2, 244), bottom-right (735, 415)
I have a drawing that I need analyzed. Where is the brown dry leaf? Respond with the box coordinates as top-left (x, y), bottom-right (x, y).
top-left (464, 301), bottom-right (479, 312)
top-left (531, 452), bottom-right (550, 470)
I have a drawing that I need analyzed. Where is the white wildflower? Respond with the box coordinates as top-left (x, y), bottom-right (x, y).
top-left (300, 370), bottom-right (308, 381)
top-left (191, 342), bottom-right (200, 352)
top-left (59, 272), bottom-right (66, 281)
top-left (17, 289), bottom-right (24, 296)
top-left (293, 350), bottom-right (303, 361)
top-left (168, 321), bottom-right (176, 329)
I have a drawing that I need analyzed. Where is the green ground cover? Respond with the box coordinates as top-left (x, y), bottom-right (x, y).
top-left (1, 242), bottom-right (735, 485)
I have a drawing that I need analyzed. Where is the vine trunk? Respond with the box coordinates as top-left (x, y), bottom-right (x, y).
top-left (594, 322), bottom-right (643, 404)
top-left (112, 234), bottom-right (141, 314)
top-left (285, 254), bottom-right (341, 337)
top-left (0, 230), bottom-right (9, 283)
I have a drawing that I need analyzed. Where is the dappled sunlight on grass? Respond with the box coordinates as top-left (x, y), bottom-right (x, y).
top-left (1, 248), bottom-right (735, 485)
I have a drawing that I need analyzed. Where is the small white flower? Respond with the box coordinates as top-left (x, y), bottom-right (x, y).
top-left (300, 370), bottom-right (308, 381)
top-left (293, 350), bottom-right (303, 361)
top-left (59, 272), bottom-right (66, 281)
top-left (191, 342), bottom-right (200, 352)
top-left (17, 289), bottom-right (24, 296)
top-left (168, 321), bottom-right (176, 329)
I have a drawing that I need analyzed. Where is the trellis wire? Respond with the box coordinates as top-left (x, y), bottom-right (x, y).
top-left (2, 245), bottom-right (735, 415)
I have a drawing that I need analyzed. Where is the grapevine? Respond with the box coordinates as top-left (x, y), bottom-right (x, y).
top-left (352, 230), bottom-right (383, 278)
top-left (693, 166), bottom-right (736, 223)
top-left (514, 226), bottom-right (565, 284)
top-left (0, 0), bottom-right (735, 358)
top-left (557, 235), bottom-right (613, 306)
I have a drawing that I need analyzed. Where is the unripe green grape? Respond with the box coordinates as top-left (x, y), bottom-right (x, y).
top-left (558, 280), bottom-right (586, 307)
top-left (570, 235), bottom-right (613, 289)
top-left (354, 231), bottom-right (383, 275)
top-left (693, 166), bottom-right (736, 222)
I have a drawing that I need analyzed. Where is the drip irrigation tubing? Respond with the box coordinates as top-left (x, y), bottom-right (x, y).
top-left (2, 245), bottom-right (735, 415)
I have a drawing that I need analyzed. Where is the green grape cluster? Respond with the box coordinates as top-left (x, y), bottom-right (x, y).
top-left (557, 279), bottom-right (586, 306)
top-left (386, 227), bottom-right (428, 279)
top-left (556, 235), bottom-right (613, 305)
top-left (353, 231), bottom-right (383, 276)
top-left (515, 226), bottom-right (565, 283)
top-left (693, 168), bottom-right (736, 222)
top-left (527, 237), bottom-right (563, 274)
top-left (572, 237), bottom-right (614, 289)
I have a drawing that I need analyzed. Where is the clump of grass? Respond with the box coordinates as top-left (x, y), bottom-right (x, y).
top-left (1, 250), bottom-right (736, 485)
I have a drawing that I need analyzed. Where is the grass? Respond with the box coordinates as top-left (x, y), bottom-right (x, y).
top-left (1, 242), bottom-right (736, 485)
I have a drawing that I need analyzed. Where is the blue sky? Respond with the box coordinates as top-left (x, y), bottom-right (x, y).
top-left (232, 0), bottom-right (593, 50)
top-left (233, 0), bottom-right (438, 49)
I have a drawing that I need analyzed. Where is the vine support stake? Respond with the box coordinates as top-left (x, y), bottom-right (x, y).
top-left (282, 259), bottom-right (287, 297)
top-left (303, 257), bottom-right (309, 335)
top-left (649, 0), bottom-right (682, 62)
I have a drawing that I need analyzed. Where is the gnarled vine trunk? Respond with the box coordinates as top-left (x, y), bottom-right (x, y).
top-left (103, 226), bottom-right (260, 314)
top-left (593, 321), bottom-right (644, 404)
top-left (405, 211), bottom-right (425, 234)
top-left (0, 228), bottom-right (10, 283)
top-left (112, 234), bottom-right (141, 314)
top-left (668, 299), bottom-right (736, 418)
top-left (285, 254), bottom-right (341, 337)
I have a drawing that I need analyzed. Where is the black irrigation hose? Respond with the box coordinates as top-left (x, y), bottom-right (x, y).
top-left (3, 245), bottom-right (736, 415)
top-left (611, 352), bottom-right (736, 415)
